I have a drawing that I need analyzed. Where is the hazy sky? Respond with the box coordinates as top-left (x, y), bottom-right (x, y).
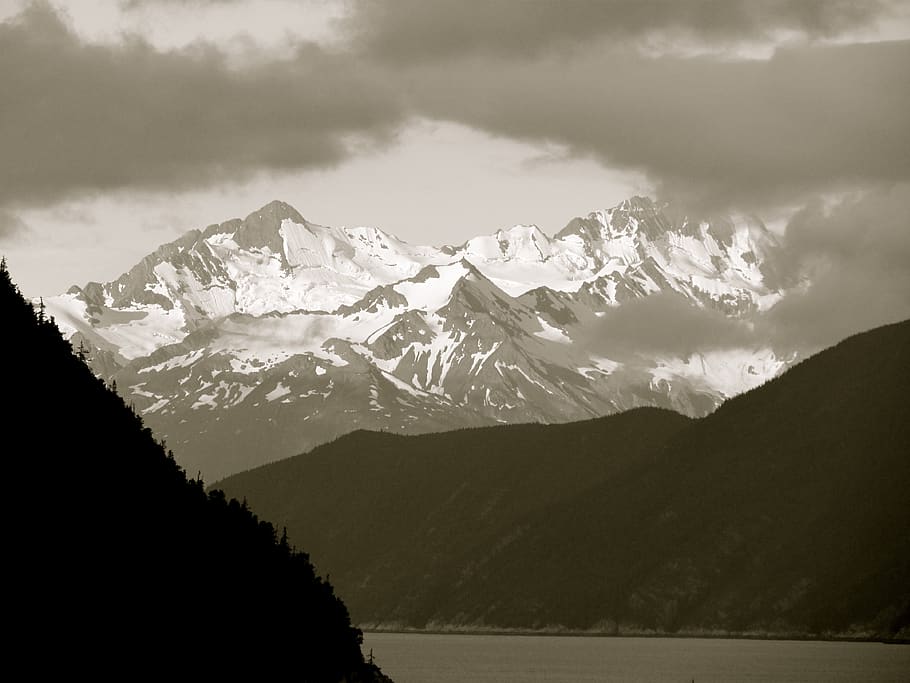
top-left (1, 0), bottom-right (909, 333)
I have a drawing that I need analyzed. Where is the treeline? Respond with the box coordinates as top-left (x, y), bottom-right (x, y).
top-left (1, 257), bottom-right (389, 681)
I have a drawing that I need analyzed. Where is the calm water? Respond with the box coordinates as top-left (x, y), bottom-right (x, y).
top-left (362, 632), bottom-right (910, 683)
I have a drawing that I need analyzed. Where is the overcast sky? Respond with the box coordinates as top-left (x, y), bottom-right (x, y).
top-left (1, 0), bottom-right (909, 350)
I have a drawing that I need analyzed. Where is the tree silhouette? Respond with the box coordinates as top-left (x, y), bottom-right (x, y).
top-left (1, 258), bottom-right (391, 681)
top-left (75, 339), bottom-right (90, 362)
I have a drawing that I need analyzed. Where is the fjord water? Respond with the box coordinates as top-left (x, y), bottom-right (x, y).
top-left (362, 633), bottom-right (910, 683)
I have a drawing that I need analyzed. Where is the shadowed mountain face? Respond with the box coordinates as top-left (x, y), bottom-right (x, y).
top-left (216, 320), bottom-right (910, 639)
top-left (1, 260), bottom-right (390, 681)
top-left (46, 197), bottom-right (787, 479)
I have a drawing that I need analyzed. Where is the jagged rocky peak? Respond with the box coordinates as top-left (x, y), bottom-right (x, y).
top-left (449, 257), bottom-right (489, 284)
top-left (555, 195), bottom-right (666, 242)
top-left (602, 195), bottom-right (672, 239)
top-left (662, 202), bottom-right (746, 246)
top-left (442, 259), bottom-right (520, 319)
top-left (233, 199), bottom-right (308, 253)
top-left (201, 218), bottom-right (242, 239)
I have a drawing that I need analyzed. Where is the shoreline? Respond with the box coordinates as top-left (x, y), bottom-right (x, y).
top-left (360, 627), bottom-right (909, 645)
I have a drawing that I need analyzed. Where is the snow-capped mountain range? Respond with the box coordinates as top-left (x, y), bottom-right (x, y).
top-left (46, 197), bottom-right (788, 480)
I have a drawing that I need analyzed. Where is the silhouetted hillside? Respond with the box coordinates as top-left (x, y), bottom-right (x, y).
top-left (217, 320), bottom-right (910, 640)
top-left (1, 258), bottom-right (391, 681)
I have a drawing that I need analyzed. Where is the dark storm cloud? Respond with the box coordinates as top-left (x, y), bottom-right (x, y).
top-left (394, 39), bottom-right (910, 209)
top-left (0, 2), bottom-right (404, 205)
top-left (763, 184), bottom-right (910, 349)
top-left (343, 0), bottom-right (909, 209)
top-left (580, 291), bottom-right (755, 359)
top-left (347, 0), bottom-right (891, 61)
top-left (5, 0), bottom-right (905, 214)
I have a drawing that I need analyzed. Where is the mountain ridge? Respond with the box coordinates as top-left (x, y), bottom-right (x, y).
top-left (214, 318), bottom-right (910, 639)
top-left (47, 196), bottom-right (789, 479)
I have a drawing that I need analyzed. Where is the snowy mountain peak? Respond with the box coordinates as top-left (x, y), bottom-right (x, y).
top-left (43, 196), bottom-right (793, 479)
top-left (556, 196), bottom-right (669, 244)
top-left (463, 224), bottom-right (553, 264)
top-left (246, 199), bottom-right (307, 228)
top-left (494, 224), bottom-right (548, 242)
top-left (232, 199), bottom-right (309, 254)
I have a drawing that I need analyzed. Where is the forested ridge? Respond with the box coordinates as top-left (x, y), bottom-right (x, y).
top-left (219, 318), bottom-right (910, 640)
top-left (2, 258), bottom-right (390, 681)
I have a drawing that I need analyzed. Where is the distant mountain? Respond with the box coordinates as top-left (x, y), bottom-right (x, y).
top-left (46, 197), bottom-right (787, 479)
top-left (1, 259), bottom-right (390, 681)
top-left (216, 320), bottom-right (910, 640)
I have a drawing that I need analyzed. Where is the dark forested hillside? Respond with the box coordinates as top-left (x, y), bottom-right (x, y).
top-left (1, 258), bottom-right (389, 681)
top-left (218, 319), bottom-right (910, 640)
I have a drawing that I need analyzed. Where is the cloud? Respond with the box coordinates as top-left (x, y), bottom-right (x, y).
top-left (0, 2), bottom-right (404, 205)
top-left (5, 1), bottom-right (906, 217)
top-left (579, 185), bottom-right (910, 359)
top-left (581, 291), bottom-right (756, 359)
top-left (0, 209), bottom-right (28, 241)
top-left (119, 0), bottom-right (243, 8)
top-left (347, 0), bottom-right (892, 61)
top-left (391, 39), bottom-right (910, 210)
top-left (763, 183), bottom-right (910, 349)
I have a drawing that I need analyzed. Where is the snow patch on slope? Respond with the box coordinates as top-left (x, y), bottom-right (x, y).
top-left (265, 382), bottom-right (292, 402)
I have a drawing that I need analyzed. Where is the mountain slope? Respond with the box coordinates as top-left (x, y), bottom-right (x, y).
top-left (45, 197), bottom-right (788, 479)
top-left (216, 319), bottom-right (910, 639)
top-left (1, 259), bottom-right (390, 680)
